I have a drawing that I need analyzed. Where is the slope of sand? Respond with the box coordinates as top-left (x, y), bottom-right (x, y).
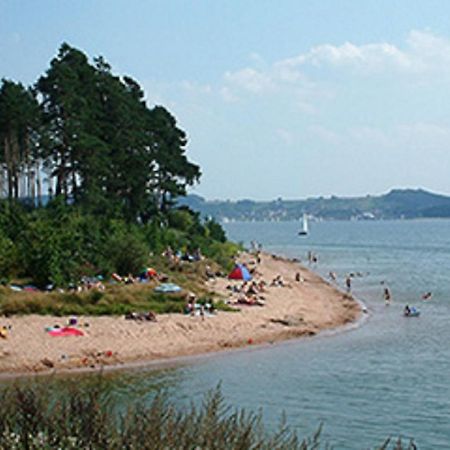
top-left (0, 253), bottom-right (360, 375)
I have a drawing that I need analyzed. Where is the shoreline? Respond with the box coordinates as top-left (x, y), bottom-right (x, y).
top-left (0, 252), bottom-right (362, 378)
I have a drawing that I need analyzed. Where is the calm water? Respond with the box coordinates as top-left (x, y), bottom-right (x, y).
top-left (21, 220), bottom-right (450, 448)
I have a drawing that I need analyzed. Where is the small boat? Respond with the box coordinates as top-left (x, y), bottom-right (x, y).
top-left (298, 213), bottom-right (309, 236)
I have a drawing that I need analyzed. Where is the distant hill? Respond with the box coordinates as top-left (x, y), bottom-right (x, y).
top-left (179, 189), bottom-right (450, 221)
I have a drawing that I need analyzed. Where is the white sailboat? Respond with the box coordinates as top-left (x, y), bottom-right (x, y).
top-left (298, 213), bottom-right (308, 236)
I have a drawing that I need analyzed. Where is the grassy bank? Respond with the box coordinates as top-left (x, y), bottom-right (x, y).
top-left (0, 257), bottom-right (237, 316)
top-left (0, 381), bottom-right (417, 449)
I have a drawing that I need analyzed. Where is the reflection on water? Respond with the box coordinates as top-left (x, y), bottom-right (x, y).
top-left (7, 220), bottom-right (450, 449)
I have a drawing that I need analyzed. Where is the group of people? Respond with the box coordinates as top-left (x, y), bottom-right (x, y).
top-left (270, 275), bottom-right (288, 287)
top-left (66, 277), bottom-right (106, 292)
top-left (226, 280), bottom-right (267, 307)
top-left (125, 311), bottom-right (157, 322)
top-left (162, 245), bottom-right (203, 264)
top-left (184, 301), bottom-right (215, 319)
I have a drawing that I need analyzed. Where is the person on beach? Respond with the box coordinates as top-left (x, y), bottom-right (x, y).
top-left (200, 304), bottom-right (205, 321)
top-left (384, 287), bottom-right (391, 305)
top-left (295, 272), bottom-right (303, 283)
top-left (271, 275), bottom-right (284, 287)
top-left (247, 282), bottom-right (259, 295)
top-left (329, 271), bottom-right (337, 282)
top-left (345, 276), bottom-right (352, 292)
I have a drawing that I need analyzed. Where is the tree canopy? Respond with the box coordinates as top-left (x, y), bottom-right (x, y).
top-left (1, 42), bottom-right (200, 222)
top-left (0, 43), bottom-right (230, 287)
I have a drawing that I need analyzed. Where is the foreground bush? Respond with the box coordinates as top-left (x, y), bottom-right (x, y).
top-left (0, 381), bottom-right (418, 449)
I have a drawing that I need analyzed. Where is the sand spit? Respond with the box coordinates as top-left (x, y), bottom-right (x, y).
top-left (0, 253), bottom-right (360, 376)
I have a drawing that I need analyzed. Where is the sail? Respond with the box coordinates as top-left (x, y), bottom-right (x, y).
top-left (302, 214), bottom-right (308, 233)
top-left (298, 213), bottom-right (308, 235)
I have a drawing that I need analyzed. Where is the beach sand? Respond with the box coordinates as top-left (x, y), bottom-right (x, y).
top-left (0, 253), bottom-right (360, 375)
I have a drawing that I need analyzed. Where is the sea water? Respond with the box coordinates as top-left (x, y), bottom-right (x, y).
top-left (33, 220), bottom-right (450, 448)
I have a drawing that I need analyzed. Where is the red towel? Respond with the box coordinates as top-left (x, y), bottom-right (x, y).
top-left (49, 327), bottom-right (84, 337)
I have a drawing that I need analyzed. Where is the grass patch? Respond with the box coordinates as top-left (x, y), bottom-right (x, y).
top-left (213, 299), bottom-right (239, 312)
top-left (0, 256), bottom-right (229, 316)
top-left (0, 284), bottom-right (188, 316)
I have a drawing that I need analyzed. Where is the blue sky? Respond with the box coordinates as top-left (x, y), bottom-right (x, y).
top-left (2, 0), bottom-right (450, 200)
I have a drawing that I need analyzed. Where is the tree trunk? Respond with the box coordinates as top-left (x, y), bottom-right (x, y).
top-left (36, 159), bottom-right (42, 206)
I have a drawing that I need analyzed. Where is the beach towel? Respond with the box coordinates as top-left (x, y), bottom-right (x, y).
top-left (48, 327), bottom-right (84, 337)
top-left (154, 283), bottom-right (182, 293)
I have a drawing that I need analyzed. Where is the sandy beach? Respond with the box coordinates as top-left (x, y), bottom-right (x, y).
top-left (0, 253), bottom-right (360, 375)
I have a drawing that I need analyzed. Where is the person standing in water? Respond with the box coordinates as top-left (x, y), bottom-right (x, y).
top-left (384, 287), bottom-right (391, 305)
top-left (345, 276), bottom-right (352, 292)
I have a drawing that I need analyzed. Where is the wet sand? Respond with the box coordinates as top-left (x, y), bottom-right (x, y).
top-left (0, 253), bottom-right (360, 376)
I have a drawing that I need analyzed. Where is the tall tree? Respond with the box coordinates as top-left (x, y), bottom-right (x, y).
top-left (148, 106), bottom-right (201, 214)
top-left (2, 43), bottom-right (202, 223)
top-left (91, 61), bottom-right (150, 219)
top-left (0, 79), bottom-right (40, 199)
top-left (37, 43), bottom-right (100, 200)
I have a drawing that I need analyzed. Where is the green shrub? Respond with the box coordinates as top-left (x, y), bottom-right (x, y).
top-left (0, 233), bottom-right (16, 280)
top-left (0, 381), bottom-right (417, 449)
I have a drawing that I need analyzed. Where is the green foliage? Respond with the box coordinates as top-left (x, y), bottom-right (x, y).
top-left (0, 233), bottom-right (16, 281)
top-left (103, 221), bottom-right (148, 275)
top-left (0, 383), bottom-right (301, 449)
top-left (0, 79), bottom-right (40, 200)
top-left (203, 241), bottom-right (242, 272)
top-left (0, 284), bottom-right (188, 316)
top-left (214, 299), bottom-right (239, 312)
top-left (0, 199), bottom-right (233, 288)
top-left (167, 208), bottom-right (195, 232)
top-left (0, 382), bottom-right (417, 449)
top-left (205, 217), bottom-right (227, 242)
top-left (0, 43), bottom-right (235, 291)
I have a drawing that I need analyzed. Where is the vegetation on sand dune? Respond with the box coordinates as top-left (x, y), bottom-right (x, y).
top-left (0, 381), bottom-right (417, 449)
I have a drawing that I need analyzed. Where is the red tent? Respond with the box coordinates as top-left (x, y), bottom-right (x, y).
top-left (228, 264), bottom-right (252, 281)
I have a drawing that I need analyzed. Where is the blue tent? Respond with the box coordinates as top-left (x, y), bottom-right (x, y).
top-left (228, 264), bottom-right (252, 281)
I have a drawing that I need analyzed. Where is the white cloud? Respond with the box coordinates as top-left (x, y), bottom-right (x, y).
top-left (277, 30), bottom-right (450, 77)
top-left (224, 67), bottom-right (275, 94)
top-left (222, 30), bottom-right (450, 101)
top-left (278, 41), bottom-right (412, 74)
top-left (406, 30), bottom-right (450, 70)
